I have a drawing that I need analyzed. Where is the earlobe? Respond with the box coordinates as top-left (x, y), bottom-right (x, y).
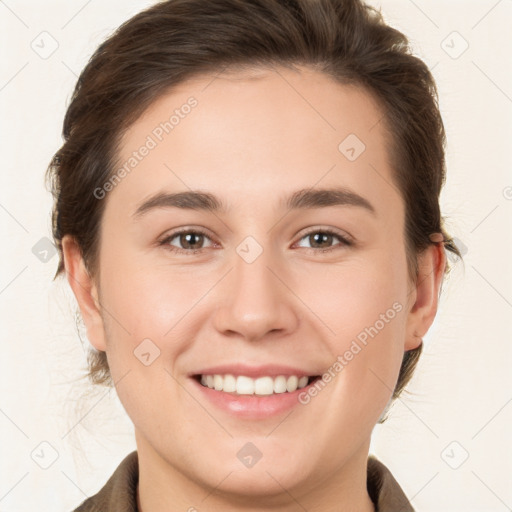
top-left (404, 243), bottom-right (446, 351)
top-left (61, 235), bottom-right (107, 352)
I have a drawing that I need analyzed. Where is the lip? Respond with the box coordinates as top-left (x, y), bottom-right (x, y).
top-left (188, 367), bottom-right (322, 420)
top-left (189, 363), bottom-right (318, 379)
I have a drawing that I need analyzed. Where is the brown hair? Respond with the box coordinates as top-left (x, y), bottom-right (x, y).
top-left (46, 0), bottom-right (462, 412)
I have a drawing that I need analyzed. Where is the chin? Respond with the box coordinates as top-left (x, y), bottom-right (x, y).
top-left (203, 467), bottom-right (309, 504)
top-left (197, 449), bottom-right (314, 500)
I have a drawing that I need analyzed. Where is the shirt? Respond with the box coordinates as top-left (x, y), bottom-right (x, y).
top-left (72, 451), bottom-right (414, 511)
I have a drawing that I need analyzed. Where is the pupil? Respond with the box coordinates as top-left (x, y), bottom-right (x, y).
top-left (312, 232), bottom-right (331, 248)
top-left (183, 233), bottom-right (202, 249)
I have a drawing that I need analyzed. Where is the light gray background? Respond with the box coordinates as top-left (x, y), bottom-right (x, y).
top-left (1, 0), bottom-right (511, 510)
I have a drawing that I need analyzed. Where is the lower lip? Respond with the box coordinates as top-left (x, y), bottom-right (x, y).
top-left (190, 377), bottom-right (319, 419)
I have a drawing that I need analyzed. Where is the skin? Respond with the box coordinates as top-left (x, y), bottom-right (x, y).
top-left (63, 64), bottom-right (446, 512)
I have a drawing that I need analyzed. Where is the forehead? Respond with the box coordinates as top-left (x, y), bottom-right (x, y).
top-left (109, 65), bottom-right (400, 219)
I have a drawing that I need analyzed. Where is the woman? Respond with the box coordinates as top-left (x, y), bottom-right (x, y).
top-left (47, 0), bottom-right (461, 510)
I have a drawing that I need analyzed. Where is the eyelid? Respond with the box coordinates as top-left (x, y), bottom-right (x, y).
top-left (294, 225), bottom-right (354, 245)
top-left (158, 225), bottom-right (354, 254)
top-left (158, 226), bottom-right (216, 250)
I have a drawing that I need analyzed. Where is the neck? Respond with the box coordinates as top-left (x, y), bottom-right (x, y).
top-left (135, 433), bottom-right (376, 512)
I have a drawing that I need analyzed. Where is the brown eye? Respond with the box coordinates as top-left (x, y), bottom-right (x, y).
top-left (160, 229), bottom-right (214, 254)
top-left (308, 232), bottom-right (335, 249)
top-left (177, 232), bottom-right (205, 250)
top-left (296, 229), bottom-right (352, 252)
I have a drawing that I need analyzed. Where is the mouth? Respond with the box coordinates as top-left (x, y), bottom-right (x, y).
top-left (192, 373), bottom-right (322, 396)
top-left (188, 364), bottom-right (324, 418)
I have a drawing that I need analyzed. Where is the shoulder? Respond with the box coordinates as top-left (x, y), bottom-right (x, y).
top-left (71, 451), bottom-right (139, 512)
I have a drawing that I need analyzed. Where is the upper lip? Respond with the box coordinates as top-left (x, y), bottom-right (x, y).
top-left (190, 364), bottom-right (321, 379)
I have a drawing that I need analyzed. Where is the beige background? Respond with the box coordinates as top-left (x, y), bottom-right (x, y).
top-left (1, 0), bottom-right (511, 510)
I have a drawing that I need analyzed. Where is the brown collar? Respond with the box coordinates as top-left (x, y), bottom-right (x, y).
top-left (367, 454), bottom-right (415, 511)
top-left (73, 451), bottom-right (414, 511)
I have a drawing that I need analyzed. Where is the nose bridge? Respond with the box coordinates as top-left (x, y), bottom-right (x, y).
top-left (212, 237), bottom-right (298, 341)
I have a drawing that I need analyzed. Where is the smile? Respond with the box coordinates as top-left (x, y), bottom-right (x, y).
top-left (189, 364), bottom-right (324, 418)
top-left (197, 374), bottom-right (319, 395)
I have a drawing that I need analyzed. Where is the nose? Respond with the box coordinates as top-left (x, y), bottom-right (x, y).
top-left (212, 245), bottom-right (299, 342)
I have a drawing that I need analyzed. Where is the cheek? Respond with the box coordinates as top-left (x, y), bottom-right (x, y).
top-left (308, 273), bottom-right (407, 445)
top-left (307, 251), bottom-right (408, 343)
top-left (99, 251), bottom-right (211, 336)
top-left (97, 252), bottom-right (220, 391)
top-left (313, 253), bottom-right (408, 400)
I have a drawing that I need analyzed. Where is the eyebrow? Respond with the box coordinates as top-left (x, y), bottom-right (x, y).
top-left (133, 187), bottom-right (376, 218)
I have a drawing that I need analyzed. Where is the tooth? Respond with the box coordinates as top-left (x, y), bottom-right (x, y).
top-left (213, 374), bottom-right (223, 391)
top-left (273, 375), bottom-right (287, 394)
top-left (236, 376), bottom-right (255, 395)
top-left (254, 376), bottom-right (274, 395)
top-left (298, 376), bottom-right (308, 389)
top-left (223, 374), bottom-right (236, 392)
top-left (200, 373), bottom-right (311, 394)
top-left (286, 375), bottom-right (299, 392)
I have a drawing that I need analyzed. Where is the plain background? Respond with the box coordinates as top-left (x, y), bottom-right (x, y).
top-left (1, 0), bottom-right (511, 510)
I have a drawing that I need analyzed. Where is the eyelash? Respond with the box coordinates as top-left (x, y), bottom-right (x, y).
top-left (158, 227), bottom-right (353, 256)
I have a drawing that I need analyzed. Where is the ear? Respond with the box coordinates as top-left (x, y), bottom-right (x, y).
top-left (404, 242), bottom-right (446, 350)
top-left (61, 235), bottom-right (107, 352)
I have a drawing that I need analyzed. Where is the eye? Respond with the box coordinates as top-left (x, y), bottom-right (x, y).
top-left (159, 228), bottom-right (215, 254)
top-left (295, 228), bottom-right (353, 253)
top-left (158, 227), bottom-right (353, 255)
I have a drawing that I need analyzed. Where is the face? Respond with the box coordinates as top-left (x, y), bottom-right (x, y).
top-left (66, 65), bottom-right (442, 505)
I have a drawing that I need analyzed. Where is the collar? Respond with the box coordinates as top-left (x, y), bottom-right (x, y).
top-left (73, 451), bottom-right (414, 511)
